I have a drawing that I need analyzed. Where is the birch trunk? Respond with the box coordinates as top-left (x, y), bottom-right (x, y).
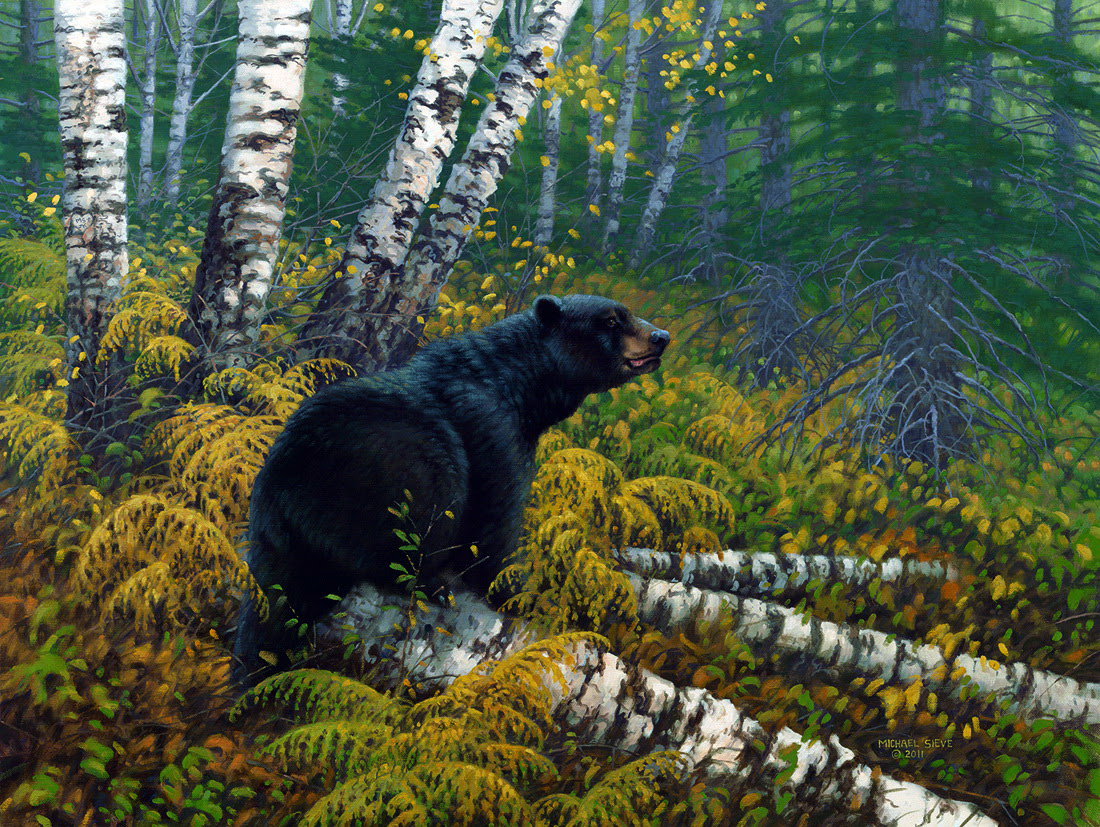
top-left (616, 547), bottom-right (959, 595)
top-left (630, 0), bottom-right (723, 266)
top-left (137, 0), bottom-right (160, 209)
top-left (331, 0), bottom-right (352, 116)
top-left (312, 0), bottom-right (582, 371)
top-left (55, 0), bottom-right (131, 444)
top-left (163, 0), bottom-right (200, 208)
top-left (187, 0), bottom-right (311, 369)
top-left (534, 94), bottom-right (562, 247)
top-left (600, 0), bottom-right (642, 251)
top-left (298, 0), bottom-right (506, 365)
top-left (629, 575), bottom-right (1100, 725)
top-left (584, 0), bottom-right (605, 215)
top-left (317, 583), bottom-right (997, 827)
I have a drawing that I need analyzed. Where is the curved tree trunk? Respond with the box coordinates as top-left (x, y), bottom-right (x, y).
top-left (136, 0), bottom-right (160, 209)
top-left (163, 0), bottom-right (200, 209)
top-left (308, 0), bottom-right (581, 372)
top-left (186, 0), bottom-right (311, 371)
top-left (601, 0), bottom-right (643, 252)
top-left (534, 94), bottom-right (563, 247)
top-left (584, 0), bottom-right (606, 217)
top-left (55, 0), bottom-right (131, 447)
top-left (630, 0), bottom-right (723, 266)
top-left (298, 0), bottom-right (506, 364)
top-left (385, 0), bottom-right (583, 367)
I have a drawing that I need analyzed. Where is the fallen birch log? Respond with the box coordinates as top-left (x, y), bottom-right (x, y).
top-left (628, 574), bottom-right (1100, 726)
top-left (317, 584), bottom-right (997, 827)
top-left (616, 547), bottom-right (959, 595)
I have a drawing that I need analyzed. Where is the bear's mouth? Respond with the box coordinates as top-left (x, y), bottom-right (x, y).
top-left (625, 354), bottom-right (662, 373)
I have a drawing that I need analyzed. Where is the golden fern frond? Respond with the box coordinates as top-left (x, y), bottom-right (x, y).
top-left (608, 493), bottom-right (662, 550)
top-left (0, 331), bottom-right (65, 398)
top-left (619, 477), bottom-right (736, 540)
top-left (103, 561), bottom-right (182, 629)
top-left (536, 428), bottom-right (574, 462)
top-left (232, 668), bottom-right (396, 724)
top-left (144, 404), bottom-right (245, 474)
top-left (531, 462), bottom-right (613, 526)
top-left (543, 448), bottom-right (625, 491)
top-left (99, 292), bottom-right (188, 360)
top-left (134, 335), bottom-right (194, 382)
top-left (0, 237), bottom-right (65, 290)
top-left (298, 775), bottom-right (397, 827)
top-left (74, 494), bottom-right (257, 627)
top-left (534, 751), bottom-right (683, 827)
top-left (0, 403), bottom-right (77, 491)
top-left (265, 720), bottom-right (393, 780)
top-left (682, 414), bottom-right (739, 462)
top-left (320, 762), bottom-right (533, 827)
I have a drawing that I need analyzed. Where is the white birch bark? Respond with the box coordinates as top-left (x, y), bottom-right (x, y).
top-left (616, 547), bottom-right (959, 595)
top-left (187, 0), bottom-right (310, 368)
top-left (331, 0), bottom-right (352, 116)
top-left (390, 0), bottom-right (582, 361)
top-left (300, 0), bottom-right (505, 365)
top-left (601, 0), bottom-right (643, 251)
top-left (137, 0), bottom-right (160, 209)
top-left (629, 575), bottom-right (1100, 725)
top-left (306, 0), bottom-right (580, 371)
top-left (534, 94), bottom-right (562, 247)
top-left (164, 0), bottom-right (200, 208)
top-left (317, 583), bottom-right (996, 827)
top-left (630, 0), bottom-right (724, 266)
top-left (55, 0), bottom-right (130, 437)
top-left (630, 114), bottom-right (692, 266)
top-left (584, 0), bottom-right (605, 213)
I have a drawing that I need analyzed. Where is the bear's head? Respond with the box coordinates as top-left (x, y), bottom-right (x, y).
top-left (534, 294), bottom-right (671, 392)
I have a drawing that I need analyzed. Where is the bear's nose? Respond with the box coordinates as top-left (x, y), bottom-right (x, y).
top-left (650, 329), bottom-right (671, 351)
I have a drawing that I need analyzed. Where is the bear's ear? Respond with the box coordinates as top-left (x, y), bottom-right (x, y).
top-left (534, 295), bottom-right (563, 328)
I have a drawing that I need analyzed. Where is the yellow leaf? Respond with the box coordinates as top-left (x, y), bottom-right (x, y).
top-left (990, 575), bottom-right (1006, 601)
top-left (540, 155), bottom-right (551, 167)
top-left (26, 192), bottom-right (37, 203)
top-left (588, 203), bottom-right (600, 216)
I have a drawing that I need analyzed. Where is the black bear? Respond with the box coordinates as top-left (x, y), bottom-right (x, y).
top-left (233, 294), bottom-right (670, 682)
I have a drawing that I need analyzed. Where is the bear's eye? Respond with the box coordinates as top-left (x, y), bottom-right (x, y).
top-left (604, 316), bottom-right (619, 330)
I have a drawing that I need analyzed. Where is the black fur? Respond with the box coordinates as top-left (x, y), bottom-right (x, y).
top-left (233, 294), bottom-right (669, 683)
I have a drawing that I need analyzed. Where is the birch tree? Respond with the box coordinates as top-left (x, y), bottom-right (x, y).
top-left (381, 0), bottom-right (583, 368)
top-left (631, 0), bottom-right (724, 266)
top-left (584, 0), bottom-right (606, 214)
top-left (186, 0), bottom-right (311, 370)
top-left (305, 0), bottom-right (581, 371)
top-left (136, 0), bottom-right (160, 209)
top-left (54, 0), bottom-right (130, 443)
top-left (331, 0), bottom-right (353, 116)
top-left (534, 94), bottom-right (562, 247)
top-left (163, 0), bottom-right (200, 208)
top-left (312, 582), bottom-right (998, 827)
top-left (601, 0), bottom-right (643, 251)
top-left (298, 0), bottom-right (506, 365)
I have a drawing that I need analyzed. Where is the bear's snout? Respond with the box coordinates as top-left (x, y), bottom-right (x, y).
top-left (650, 328), bottom-right (671, 352)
